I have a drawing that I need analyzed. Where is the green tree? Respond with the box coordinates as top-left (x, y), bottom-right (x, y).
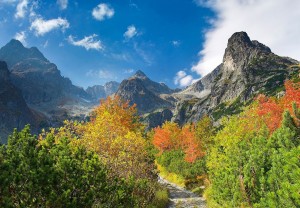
top-left (0, 126), bottom-right (135, 207)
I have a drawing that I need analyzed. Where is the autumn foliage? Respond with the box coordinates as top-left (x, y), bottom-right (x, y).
top-left (76, 96), bottom-right (153, 180)
top-left (256, 81), bottom-right (300, 132)
top-left (153, 120), bottom-right (209, 163)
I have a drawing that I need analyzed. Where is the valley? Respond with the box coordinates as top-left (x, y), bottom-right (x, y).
top-left (0, 31), bottom-right (299, 208)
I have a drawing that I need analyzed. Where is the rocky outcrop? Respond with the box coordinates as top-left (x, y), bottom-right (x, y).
top-left (0, 61), bottom-right (42, 143)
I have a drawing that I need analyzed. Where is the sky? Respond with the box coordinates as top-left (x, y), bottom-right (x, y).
top-left (0, 0), bottom-right (299, 89)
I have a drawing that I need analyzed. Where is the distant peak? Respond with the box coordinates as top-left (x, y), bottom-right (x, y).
top-left (6, 39), bottom-right (25, 49)
top-left (133, 70), bottom-right (148, 79)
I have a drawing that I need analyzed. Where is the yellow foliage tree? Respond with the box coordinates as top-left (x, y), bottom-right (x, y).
top-left (77, 96), bottom-right (153, 179)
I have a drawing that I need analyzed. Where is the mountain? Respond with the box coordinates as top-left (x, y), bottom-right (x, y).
top-left (86, 81), bottom-right (119, 101)
top-left (0, 39), bottom-right (94, 127)
top-left (86, 85), bottom-right (106, 101)
top-left (115, 70), bottom-right (176, 114)
top-left (0, 39), bottom-right (90, 104)
top-left (0, 61), bottom-right (44, 143)
top-left (173, 31), bottom-right (300, 124)
top-left (104, 81), bottom-right (120, 96)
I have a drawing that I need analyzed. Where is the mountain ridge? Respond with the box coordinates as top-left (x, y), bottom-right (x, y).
top-left (0, 31), bottom-right (299, 139)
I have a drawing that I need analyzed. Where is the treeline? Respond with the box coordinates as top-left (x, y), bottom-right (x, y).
top-left (152, 80), bottom-right (300, 207)
top-left (0, 97), bottom-right (168, 208)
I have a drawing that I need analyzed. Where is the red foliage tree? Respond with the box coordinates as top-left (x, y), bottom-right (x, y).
top-left (256, 80), bottom-right (300, 133)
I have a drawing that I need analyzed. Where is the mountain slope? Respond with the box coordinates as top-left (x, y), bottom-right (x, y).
top-left (0, 39), bottom-right (95, 128)
top-left (173, 32), bottom-right (300, 124)
top-left (0, 39), bottom-right (90, 104)
top-left (0, 61), bottom-right (43, 143)
top-left (116, 73), bottom-right (173, 114)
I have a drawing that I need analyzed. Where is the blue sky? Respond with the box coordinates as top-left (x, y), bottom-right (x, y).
top-left (0, 0), bottom-right (300, 89)
top-left (0, 0), bottom-right (214, 89)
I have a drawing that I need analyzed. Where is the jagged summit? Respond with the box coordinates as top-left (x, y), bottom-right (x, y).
top-left (222, 31), bottom-right (273, 75)
top-left (133, 70), bottom-right (148, 79)
top-left (227, 31), bottom-right (252, 47)
top-left (0, 39), bottom-right (48, 68)
top-left (224, 32), bottom-right (272, 62)
top-left (86, 81), bottom-right (120, 101)
top-left (6, 39), bottom-right (24, 49)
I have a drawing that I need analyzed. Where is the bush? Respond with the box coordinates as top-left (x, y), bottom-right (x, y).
top-left (0, 126), bottom-right (135, 208)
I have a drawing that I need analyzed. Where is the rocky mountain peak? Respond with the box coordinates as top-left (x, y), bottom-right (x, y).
top-left (227, 31), bottom-right (252, 48)
top-left (223, 32), bottom-right (272, 74)
top-left (0, 39), bottom-right (48, 68)
top-left (133, 70), bottom-right (148, 79)
top-left (6, 39), bottom-right (24, 49)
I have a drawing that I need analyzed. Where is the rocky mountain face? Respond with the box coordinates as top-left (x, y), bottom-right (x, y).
top-left (113, 32), bottom-right (299, 127)
top-left (115, 70), bottom-right (177, 114)
top-left (86, 81), bottom-right (119, 101)
top-left (173, 32), bottom-right (299, 124)
top-left (0, 40), bottom-right (94, 132)
top-left (0, 39), bottom-right (90, 104)
top-left (0, 61), bottom-right (43, 143)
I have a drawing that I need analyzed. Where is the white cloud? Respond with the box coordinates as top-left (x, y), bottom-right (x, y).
top-left (133, 42), bottom-right (153, 65)
top-left (124, 25), bottom-right (138, 39)
top-left (14, 31), bottom-right (27, 45)
top-left (15, 0), bottom-right (28, 19)
top-left (0, 0), bottom-right (17, 3)
top-left (172, 40), bottom-right (181, 47)
top-left (111, 53), bottom-right (131, 62)
top-left (57, 0), bottom-right (68, 10)
top-left (68, 34), bottom-right (103, 51)
top-left (29, 0), bottom-right (38, 18)
top-left (30, 17), bottom-right (69, 36)
top-left (174, 70), bottom-right (197, 87)
top-left (43, 40), bottom-right (48, 48)
top-left (86, 69), bottom-right (115, 79)
top-left (124, 69), bottom-right (134, 74)
top-left (92, 3), bottom-right (114, 21)
top-left (193, 0), bottom-right (300, 77)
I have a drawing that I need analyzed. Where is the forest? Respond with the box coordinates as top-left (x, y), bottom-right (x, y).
top-left (1, 79), bottom-right (300, 207)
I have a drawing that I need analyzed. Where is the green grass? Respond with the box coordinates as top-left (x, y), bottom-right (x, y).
top-left (147, 189), bottom-right (169, 208)
top-left (156, 162), bottom-right (186, 188)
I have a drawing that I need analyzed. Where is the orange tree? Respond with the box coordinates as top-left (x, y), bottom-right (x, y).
top-left (152, 118), bottom-right (213, 185)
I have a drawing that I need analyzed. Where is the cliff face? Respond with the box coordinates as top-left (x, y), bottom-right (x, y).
top-left (0, 61), bottom-right (42, 143)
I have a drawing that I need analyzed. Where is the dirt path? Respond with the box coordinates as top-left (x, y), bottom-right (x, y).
top-left (158, 176), bottom-right (207, 208)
